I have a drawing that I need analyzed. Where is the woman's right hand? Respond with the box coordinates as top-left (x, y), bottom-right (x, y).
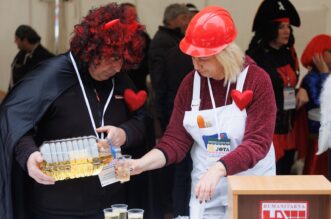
top-left (27, 151), bottom-right (55, 185)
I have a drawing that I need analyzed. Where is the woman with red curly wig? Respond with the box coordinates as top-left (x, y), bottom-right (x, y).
top-left (0, 3), bottom-right (148, 219)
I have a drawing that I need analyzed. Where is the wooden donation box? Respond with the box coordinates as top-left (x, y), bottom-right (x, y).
top-left (228, 175), bottom-right (331, 219)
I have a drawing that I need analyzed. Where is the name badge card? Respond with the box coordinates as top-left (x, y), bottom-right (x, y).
top-left (207, 138), bottom-right (231, 161)
top-left (98, 159), bottom-right (119, 187)
top-left (283, 87), bottom-right (296, 110)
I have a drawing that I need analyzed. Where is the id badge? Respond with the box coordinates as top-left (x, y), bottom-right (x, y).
top-left (98, 149), bottom-right (123, 187)
top-left (283, 87), bottom-right (296, 110)
top-left (98, 159), bottom-right (119, 187)
top-left (207, 138), bottom-right (231, 161)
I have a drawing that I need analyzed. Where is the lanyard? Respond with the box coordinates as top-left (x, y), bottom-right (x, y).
top-left (69, 52), bottom-right (114, 139)
top-left (206, 78), bottom-right (231, 140)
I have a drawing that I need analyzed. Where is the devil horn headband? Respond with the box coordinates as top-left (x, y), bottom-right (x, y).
top-left (103, 19), bottom-right (120, 30)
top-left (103, 18), bottom-right (140, 33)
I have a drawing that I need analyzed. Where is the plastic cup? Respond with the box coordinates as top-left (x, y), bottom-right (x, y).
top-left (111, 204), bottom-right (128, 219)
top-left (103, 208), bottom-right (119, 219)
top-left (116, 155), bottom-right (132, 183)
top-left (127, 208), bottom-right (144, 219)
top-left (97, 139), bottom-right (110, 156)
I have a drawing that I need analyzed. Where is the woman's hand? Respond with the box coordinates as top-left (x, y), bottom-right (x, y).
top-left (313, 53), bottom-right (329, 73)
top-left (126, 149), bottom-right (166, 176)
top-left (195, 161), bottom-right (227, 203)
top-left (127, 158), bottom-right (145, 175)
top-left (296, 87), bottom-right (309, 110)
top-left (27, 151), bottom-right (55, 185)
top-left (96, 125), bottom-right (127, 147)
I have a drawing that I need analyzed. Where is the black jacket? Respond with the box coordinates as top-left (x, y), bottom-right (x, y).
top-left (0, 53), bottom-right (148, 218)
top-left (163, 45), bottom-right (193, 125)
top-left (10, 44), bottom-right (54, 90)
top-left (247, 46), bottom-right (299, 134)
top-left (148, 26), bottom-right (183, 130)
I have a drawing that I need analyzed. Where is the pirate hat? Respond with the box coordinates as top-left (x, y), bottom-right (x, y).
top-left (252, 0), bottom-right (300, 32)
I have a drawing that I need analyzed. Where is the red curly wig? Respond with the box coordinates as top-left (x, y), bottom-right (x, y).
top-left (70, 3), bottom-right (145, 70)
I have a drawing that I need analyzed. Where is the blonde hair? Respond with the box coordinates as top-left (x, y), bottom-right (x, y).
top-left (215, 43), bottom-right (245, 85)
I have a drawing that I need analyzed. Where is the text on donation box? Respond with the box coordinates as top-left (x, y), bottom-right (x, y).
top-left (260, 201), bottom-right (308, 219)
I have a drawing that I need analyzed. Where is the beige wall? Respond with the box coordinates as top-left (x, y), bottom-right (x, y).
top-left (1, 0), bottom-right (330, 92)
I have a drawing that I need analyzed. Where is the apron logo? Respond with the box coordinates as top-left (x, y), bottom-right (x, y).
top-left (231, 90), bottom-right (253, 110)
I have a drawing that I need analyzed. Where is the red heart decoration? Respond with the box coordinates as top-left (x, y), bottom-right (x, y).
top-left (231, 90), bottom-right (253, 110)
top-left (124, 89), bottom-right (147, 111)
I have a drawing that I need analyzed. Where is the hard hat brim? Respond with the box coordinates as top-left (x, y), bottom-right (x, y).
top-left (179, 37), bottom-right (229, 57)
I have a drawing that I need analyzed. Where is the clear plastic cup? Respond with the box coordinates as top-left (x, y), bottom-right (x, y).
top-left (111, 204), bottom-right (128, 219)
top-left (116, 155), bottom-right (132, 183)
top-left (103, 208), bottom-right (119, 219)
top-left (127, 208), bottom-right (144, 219)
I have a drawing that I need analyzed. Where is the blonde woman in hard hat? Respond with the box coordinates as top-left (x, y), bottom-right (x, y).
top-left (128, 6), bottom-right (276, 218)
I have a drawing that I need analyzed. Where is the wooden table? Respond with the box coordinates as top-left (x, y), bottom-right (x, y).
top-left (228, 175), bottom-right (331, 219)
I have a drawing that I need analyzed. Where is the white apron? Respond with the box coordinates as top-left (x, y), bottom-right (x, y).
top-left (184, 67), bottom-right (276, 219)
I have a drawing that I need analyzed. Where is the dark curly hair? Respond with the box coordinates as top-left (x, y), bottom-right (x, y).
top-left (70, 3), bottom-right (145, 70)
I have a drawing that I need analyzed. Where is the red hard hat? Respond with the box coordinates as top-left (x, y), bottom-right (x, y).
top-left (180, 6), bottom-right (237, 57)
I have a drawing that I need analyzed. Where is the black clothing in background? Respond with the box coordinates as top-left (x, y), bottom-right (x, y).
top-left (247, 45), bottom-right (298, 134)
top-left (163, 46), bottom-right (194, 125)
top-left (127, 32), bottom-right (151, 92)
top-left (247, 44), bottom-right (299, 175)
top-left (10, 44), bottom-right (54, 90)
top-left (148, 26), bottom-right (183, 131)
top-left (148, 26), bottom-right (186, 218)
top-left (164, 45), bottom-right (193, 217)
top-left (0, 53), bottom-right (149, 219)
top-left (124, 31), bottom-right (156, 218)
top-left (1, 54), bottom-right (76, 219)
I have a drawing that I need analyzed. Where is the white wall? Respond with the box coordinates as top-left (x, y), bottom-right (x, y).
top-left (1, 0), bottom-right (330, 92)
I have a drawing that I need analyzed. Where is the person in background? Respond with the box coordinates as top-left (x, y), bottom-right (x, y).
top-left (317, 74), bottom-right (331, 180)
top-left (246, 0), bottom-right (308, 175)
top-left (301, 34), bottom-right (331, 177)
top-left (118, 3), bottom-right (155, 217)
top-left (163, 3), bottom-right (199, 125)
top-left (120, 3), bottom-right (151, 92)
top-left (163, 3), bottom-right (199, 217)
top-left (148, 4), bottom-right (191, 218)
top-left (9, 25), bottom-right (54, 91)
top-left (0, 3), bottom-right (148, 219)
top-left (129, 6), bottom-right (276, 218)
top-left (149, 3), bottom-right (190, 133)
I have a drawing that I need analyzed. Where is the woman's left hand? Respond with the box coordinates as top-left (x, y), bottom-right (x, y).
top-left (195, 161), bottom-right (227, 203)
top-left (96, 125), bottom-right (127, 147)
